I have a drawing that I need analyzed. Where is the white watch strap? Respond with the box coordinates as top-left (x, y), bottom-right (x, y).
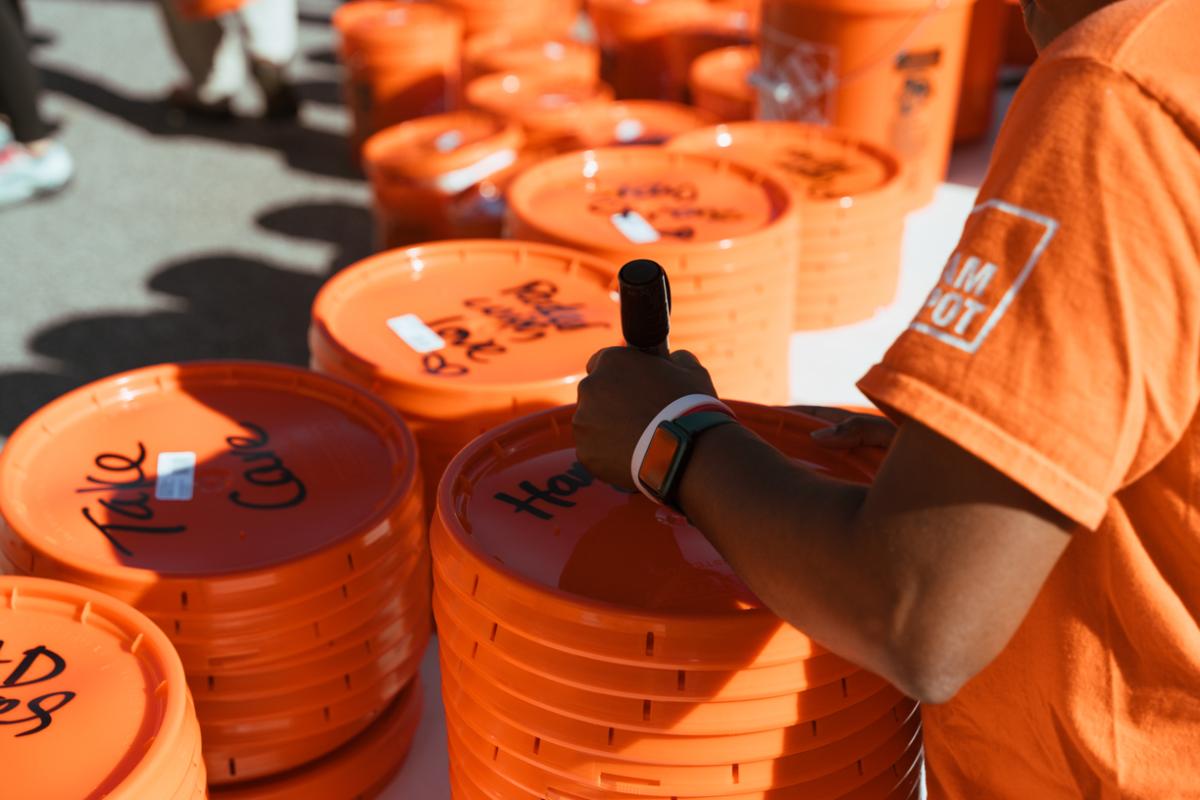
top-left (630, 393), bottom-right (733, 503)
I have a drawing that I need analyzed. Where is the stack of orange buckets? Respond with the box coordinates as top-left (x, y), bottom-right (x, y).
top-left (434, 404), bottom-right (922, 799)
top-left (757, 0), bottom-right (976, 206)
top-left (2, 575), bottom-right (208, 800)
top-left (0, 362), bottom-right (430, 796)
top-left (362, 111), bottom-right (527, 247)
top-left (506, 146), bottom-right (800, 403)
top-left (334, 1), bottom-right (463, 157)
top-left (308, 239), bottom-right (622, 513)
top-left (669, 122), bottom-right (907, 329)
top-left (689, 45), bottom-right (758, 121)
top-left (465, 72), bottom-right (615, 154)
top-left (463, 31), bottom-right (600, 85)
top-left (437, 0), bottom-right (579, 38)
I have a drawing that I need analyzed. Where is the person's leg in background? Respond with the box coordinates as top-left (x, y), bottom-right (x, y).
top-left (155, 0), bottom-right (247, 117)
top-left (237, 0), bottom-right (301, 119)
top-left (0, 0), bottom-right (74, 207)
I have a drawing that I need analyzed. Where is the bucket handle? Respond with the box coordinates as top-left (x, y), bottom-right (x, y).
top-left (754, 0), bottom-right (952, 108)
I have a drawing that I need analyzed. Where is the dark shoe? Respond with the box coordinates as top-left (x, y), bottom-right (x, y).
top-left (165, 87), bottom-right (236, 121)
top-left (251, 59), bottom-right (302, 121)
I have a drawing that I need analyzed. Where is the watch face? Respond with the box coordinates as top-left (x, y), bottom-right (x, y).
top-left (638, 425), bottom-right (683, 494)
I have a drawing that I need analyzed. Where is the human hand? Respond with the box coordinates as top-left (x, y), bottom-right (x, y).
top-left (790, 406), bottom-right (897, 449)
top-left (574, 347), bottom-right (718, 489)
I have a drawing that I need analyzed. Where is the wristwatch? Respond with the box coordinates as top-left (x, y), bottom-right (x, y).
top-left (637, 410), bottom-right (737, 511)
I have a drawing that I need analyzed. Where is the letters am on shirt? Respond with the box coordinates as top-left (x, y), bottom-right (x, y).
top-left (911, 199), bottom-right (1059, 353)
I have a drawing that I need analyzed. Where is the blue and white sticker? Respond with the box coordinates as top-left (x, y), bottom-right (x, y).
top-left (155, 451), bottom-right (196, 501)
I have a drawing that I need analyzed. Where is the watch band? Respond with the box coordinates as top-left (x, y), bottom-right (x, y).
top-left (630, 394), bottom-right (734, 503)
top-left (656, 411), bottom-right (738, 512)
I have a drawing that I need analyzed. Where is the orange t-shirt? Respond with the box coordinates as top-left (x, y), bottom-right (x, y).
top-left (858, 1), bottom-right (1200, 796)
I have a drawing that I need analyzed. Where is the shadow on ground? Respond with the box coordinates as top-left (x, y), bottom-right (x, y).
top-left (0, 201), bottom-right (374, 434)
top-left (40, 64), bottom-right (357, 180)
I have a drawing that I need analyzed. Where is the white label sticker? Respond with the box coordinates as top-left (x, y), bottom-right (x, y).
top-left (610, 211), bottom-right (661, 244)
top-left (387, 314), bottom-right (446, 354)
top-left (155, 452), bottom-right (196, 501)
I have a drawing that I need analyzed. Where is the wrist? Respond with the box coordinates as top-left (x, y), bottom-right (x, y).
top-left (631, 394), bottom-right (735, 507)
top-left (677, 421), bottom-right (746, 518)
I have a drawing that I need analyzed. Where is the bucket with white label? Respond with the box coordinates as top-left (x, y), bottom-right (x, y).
top-left (309, 240), bottom-right (622, 513)
top-left (0, 362), bottom-right (430, 785)
top-left (506, 146), bottom-right (800, 403)
top-left (363, 111), bottom-right (526, 249)
top-left (433, 403), bottom-right (922, 798)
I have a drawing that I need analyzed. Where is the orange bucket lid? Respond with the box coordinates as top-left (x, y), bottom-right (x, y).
top-left (439, 658), bottom-right (909, 765)
top-left (588, 0), bottom-right (709, 46)
top-left (668, 121), bottom-right (906, 219)
top-left (363, 111), bottom-right (524, 194)
top-left (438, 616), bottom-right (888, 734)
top-left (336, 1), bottom-right (461, 56)
top-left (444, 698), bottom-right (922, 800)
top-left (0, 576), bottom-right (193, 799)
top-left (505, 146), bottom-right (797, 270)
top-left (688, 45), bottom-right (757, 118)
top-left (442, 675), bottom-right (919, 794)
top-left (309, 240), bottom-right (621, 421)
top-left (189, 602), bottom-right (428, 700)
top-left (209, 678), bottom-right (423, 800)
top-left (0, 362), bottom-right (421, 613)
top-left (143, 525), bottom-right (425, 639)
top-left (432, 403), bottom-right (879, 669)
top-left (434, 585), bottom-right (861, 701)
top-left (464, 31), bottom-right (599, 83)
top-left (563, 100), bottom-right (717, 148)
top-left (164, 557), bottom-right (429, 670)
top-left (464, 72), bottom-right (614, 145)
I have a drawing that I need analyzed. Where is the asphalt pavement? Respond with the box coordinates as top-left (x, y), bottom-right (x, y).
top-left (0, 0), bottom-right (369, 440)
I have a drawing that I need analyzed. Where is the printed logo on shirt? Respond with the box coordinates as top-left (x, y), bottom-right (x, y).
top-left (910, 199), bottom-right (1059, 353)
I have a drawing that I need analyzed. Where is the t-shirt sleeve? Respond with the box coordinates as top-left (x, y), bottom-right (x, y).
top-left (858, 56), bottom-right (1200, 529)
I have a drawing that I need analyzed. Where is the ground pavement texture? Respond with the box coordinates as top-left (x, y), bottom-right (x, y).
top-left (0, 0), bottom-right (368, 442)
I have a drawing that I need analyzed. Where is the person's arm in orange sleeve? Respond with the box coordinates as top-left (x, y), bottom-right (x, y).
top-left (575, 48), bottom-right (1200, 704)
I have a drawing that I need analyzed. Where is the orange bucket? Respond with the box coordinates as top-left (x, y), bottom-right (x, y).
top-left (758, 0), bottom-right (977, 207)
top-left (465, 71), bottom-right (614, 152)
top-left (308, 239), bottom-right (621, 512)
top-left (363, 111), bottom-right (526, 249)
top-left (506, 146), bottom-right (799, 402)
top-left (668, 121), bottom-right (907, 329)
top-left (560, 100), bottom-right (717, 148)
top-left (0, 362), bottom-right (430, 786)
top-left (689, 45), bottom-right (758, 121)
top-left (209, 679), bottom-right (423, 800)
top-left (954, 0), bottom-right (1008, 142)
top-left (587, 0), bottom-right (709, 99)
top-left (659, 1), bottom-right (759, 102)
top-left (439, 0), bottom-right (579, 37)
top-left (432, 402), bottom-right (920, 798)
top-left (463, 31), bottom-right (600, 84)
top-left (176, 0), bottom-right (244, 19)
top-left (335, 2), bottom-right (463, 158)
top-left (1, 576), bottom-right (205, 799)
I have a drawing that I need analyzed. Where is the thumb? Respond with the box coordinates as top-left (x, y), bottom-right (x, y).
top-left (670, 350), bottom-right (702, 369)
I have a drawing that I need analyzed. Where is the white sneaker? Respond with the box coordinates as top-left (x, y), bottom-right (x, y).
top-left (0, 141), bottom-right (74, 207)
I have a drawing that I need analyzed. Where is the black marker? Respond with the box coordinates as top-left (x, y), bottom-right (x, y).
top-left (618, 259), bottom-right (672, 358)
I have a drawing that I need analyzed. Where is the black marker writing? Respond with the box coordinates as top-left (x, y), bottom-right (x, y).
top-left (0, 644), bottom-right (76, 738)
top-left (76, 443), bottom-right (187, 557)
top-left (226, 422), bottom-right (307, 510)
top-left (494, 461), bottom-right (596, 520)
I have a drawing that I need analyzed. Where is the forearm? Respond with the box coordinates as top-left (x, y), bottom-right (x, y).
top-left (677, 422), bottom-right (911, 688)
